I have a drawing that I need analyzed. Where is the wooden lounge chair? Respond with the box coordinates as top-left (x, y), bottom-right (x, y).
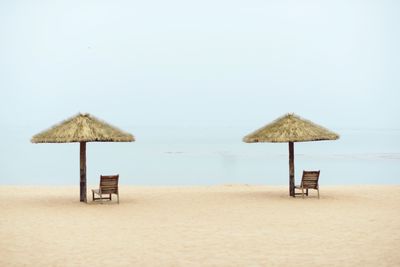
top-left (295, 171), bottom-right (320, 199)
top-left (92, 175), bottom-right (119, 204)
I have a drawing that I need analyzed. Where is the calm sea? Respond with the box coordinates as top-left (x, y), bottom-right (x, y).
top-left (1, 127), bottom-right (399, 186)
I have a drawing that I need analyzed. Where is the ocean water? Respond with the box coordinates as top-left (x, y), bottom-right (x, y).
top-left (1, 127), bottom-right (399, 186)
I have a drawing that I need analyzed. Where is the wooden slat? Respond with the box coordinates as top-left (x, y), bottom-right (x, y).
top-left (300, 170), bottom-right (320, 190)
top-left (97, 175), bottom-right (119, 196)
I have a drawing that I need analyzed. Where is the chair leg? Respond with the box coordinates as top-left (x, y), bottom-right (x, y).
top-left (92, 191), bottom-right (94, 201)
top-left (301, 187), bottom-right (304, 199)
top-left (306, 188), bottom-right (309, 196)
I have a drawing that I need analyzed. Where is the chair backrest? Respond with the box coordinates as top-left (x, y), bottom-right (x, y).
top-left (301, 171), bottom-right (320, 189)
top-left (100, 175), bottom-right (119, 194)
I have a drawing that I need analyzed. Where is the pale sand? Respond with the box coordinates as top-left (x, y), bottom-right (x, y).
top-left (1, 185), bottom-right (399, 267)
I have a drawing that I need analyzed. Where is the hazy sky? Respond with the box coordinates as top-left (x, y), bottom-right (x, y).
top-left (1, 0), bottom-right (399, 134)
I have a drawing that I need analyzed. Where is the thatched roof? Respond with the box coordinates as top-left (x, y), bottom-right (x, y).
top-left (243, 113), bottom-right (339, 143)
top-left (31, 113), bottom-right (135, 143)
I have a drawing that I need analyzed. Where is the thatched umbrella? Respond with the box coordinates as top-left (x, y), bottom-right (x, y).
top-left (243, 113), bottom-right (339, 197)
top-left (31, 113), bottom-right (134, 202)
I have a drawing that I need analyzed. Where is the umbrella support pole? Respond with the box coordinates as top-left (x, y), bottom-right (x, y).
top-left (80, 142), bottom-right (87, 203)
top-left (289, 142), bottom-right (295, 197)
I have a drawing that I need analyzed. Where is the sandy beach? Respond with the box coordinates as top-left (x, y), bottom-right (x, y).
top-left (1, 185), bottom-right (399, 266)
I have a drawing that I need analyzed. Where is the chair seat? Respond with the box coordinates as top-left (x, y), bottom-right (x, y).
top-left (295, 185), bottom-right (317, 189)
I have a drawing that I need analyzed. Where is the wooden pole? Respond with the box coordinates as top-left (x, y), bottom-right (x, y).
top-left (289, 142), bottom-right (295, 197)
top-left (80, 142), bottom-right (87, 203)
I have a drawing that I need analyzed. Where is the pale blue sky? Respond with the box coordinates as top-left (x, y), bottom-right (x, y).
top-left (0, 1), bottom-right (399, 185)
top-left (1, 0), bottom-right (399, 134)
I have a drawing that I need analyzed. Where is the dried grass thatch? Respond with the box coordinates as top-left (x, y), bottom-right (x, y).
top-left (31, 113), bottom-right (135, 143)
top-left (243, 113), bottom-right (339, 143)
